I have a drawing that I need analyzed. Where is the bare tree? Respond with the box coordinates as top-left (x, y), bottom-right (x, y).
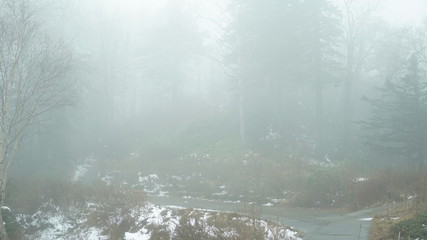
top-left (0, 0), bottom-right (71, 238)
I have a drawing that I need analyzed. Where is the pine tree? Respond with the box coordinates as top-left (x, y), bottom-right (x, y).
top-left (225, 0), bottom-right (341, 153)
top-left (361, 54), bottom-right (427, 167)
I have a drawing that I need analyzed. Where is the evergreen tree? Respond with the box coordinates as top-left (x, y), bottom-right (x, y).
top-left (225, 0), bottom-right (341, 157)
top-left (361, 53), bottom-right (427, 167)
top-left (298, 0), bottom-right (341, 159)
top-left (144, 0), bottom-right (202, 101)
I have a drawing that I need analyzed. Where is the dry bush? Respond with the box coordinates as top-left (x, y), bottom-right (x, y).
top-left (6, 178), bottom-right (91, 213)
top-left (174, 215), bottom-right (210, 240)
top-left (5, 178), bottom-right (47, 214)
top-left (369, 201), bottom-right (427, 240)
top-left (290, 166), bottom-right (351, 208)
top-left (368, 169), bottom-right (427, 240)
top-left (106, 217), bottom-right (137, 240)
top-left (6, 177), bottom-right (147, 239)
top-left (148, 225), bottom-right (171, 240)
top-left (7, 178), bottom-right (146, 212)
top-left (349, 168), bottom-right (427, 210)
top-left (349, 176), bottom-right (392, 210)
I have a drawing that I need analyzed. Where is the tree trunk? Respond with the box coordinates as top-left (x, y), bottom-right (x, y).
top-left (0, 163), bottom-right (10, 240)
top-left (238, 76), bottom-right (247, 148)
top-left (342, 66), bottom-right (354, 158)
top-left (236, 33), bottom-right (247, 148)
top-left (315, 78), bottom-right (324, 159)
top-left (313, 1), bottom-right (324, 160)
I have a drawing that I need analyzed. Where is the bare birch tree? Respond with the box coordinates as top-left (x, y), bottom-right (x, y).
top-left (0, 0), bottom-right (71, 238)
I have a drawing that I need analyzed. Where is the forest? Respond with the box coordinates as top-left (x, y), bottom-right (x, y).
top-left (1, 0), bottom-right (427, 239)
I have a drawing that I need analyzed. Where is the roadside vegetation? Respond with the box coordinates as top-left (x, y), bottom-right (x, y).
top-left (95, 123), bottom-right (427, 211)
top-left (3, 179), bottom-right (302, 240)
top-left (369, 200), bottom-right (427, 240)
top-left (4, 112), bottom-right (427, 239)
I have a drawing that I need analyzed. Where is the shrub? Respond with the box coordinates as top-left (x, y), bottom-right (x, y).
top-left (292, 166), bottom-right (349, 208)
top-left (174, 213), bottom-right (210, 240)
top-left (393, 210), bottom-right (427, 239)
top-left (1, 207), bottom-right (26, 240)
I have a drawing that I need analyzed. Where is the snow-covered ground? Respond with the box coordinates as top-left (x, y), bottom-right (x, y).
top-left (15, 202), bottom-right (301, 240)
top-left (12, 162), bottom-right (302, 239)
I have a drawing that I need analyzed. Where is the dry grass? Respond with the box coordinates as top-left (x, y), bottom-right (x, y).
top-left (369, 201), bottom-right (427, 240)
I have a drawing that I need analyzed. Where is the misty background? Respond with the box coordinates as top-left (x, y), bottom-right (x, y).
top-left (3, 0), bottom-right (427, 239)
top-left (8, 0), bottom-right (426, 178)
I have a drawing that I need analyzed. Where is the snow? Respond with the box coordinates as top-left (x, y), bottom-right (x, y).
top-left (124, 230), bottom-right (150, 240)
top-left (284, 228), bottom-right (301, 239)
top-left (164, 205), bottom-right (186, 210)
top-left (137, 173), bottom-right (162, 193)
top-left (158, 190), bottom-right (169, 197)
top-left (86, 228), bottom-right (109, 240)
top-left (353, 177), bottom-right (369, 183)
top-left (359, 217), bottom-right (373, 221)
top-left (213, 190), bottom-right (228, 196)
top-left (65, 160), bottom-right (303, 240)
top-left (101, 174), bottom-right (113, 185)
top-left (130, 152), bottom-right (140, 157)
top-left (17, 200), bottom-right (301, 240)
top-left (29, 212), bottom-right (75, 239)
top-left (138, 173), bottom-right (159, 183)
top-left (71, 157), bottom-right (96, 182)
top-left (1, 206), bottom-right (11, 211)
top-left (170, 175), bottom-right (183, 181)
top-left (308, 158), bottom-right (335, 167)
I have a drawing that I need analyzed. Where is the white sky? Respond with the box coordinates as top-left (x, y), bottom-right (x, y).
top-left (101, 0), bottom-right (165, 17)
top-left (332, 0), bottom-right (427, 27)
top-left (103, 0), bottom-right (427, 28)
top-left (378, 0), bottom-right (427, 26)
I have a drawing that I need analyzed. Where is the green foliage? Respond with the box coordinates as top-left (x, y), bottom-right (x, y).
top-left (394, 211), bottom-right (427, 239)
top-left (1, 207), bottom-right (25, 240)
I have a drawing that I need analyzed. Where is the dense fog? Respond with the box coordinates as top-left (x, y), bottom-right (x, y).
top-left (5, 0), bottom-right (426, 176)
top-left (1, 0), bottom-right (427, 239)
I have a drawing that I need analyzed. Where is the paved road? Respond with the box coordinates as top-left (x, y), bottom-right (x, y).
top-left (150, 196), bottom-right (392, 240)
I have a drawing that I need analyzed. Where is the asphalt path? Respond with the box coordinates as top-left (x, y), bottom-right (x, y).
top-left (150, 195), bottom-right (393, 240)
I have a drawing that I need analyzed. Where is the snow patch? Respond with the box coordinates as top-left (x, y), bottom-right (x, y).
top-left (353, 177), bottom-right (369, 183)
top-left (71, 157), bottom-right (96, 182)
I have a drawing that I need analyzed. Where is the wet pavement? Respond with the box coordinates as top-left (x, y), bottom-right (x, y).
top-left (150, 195), bottom-right (393, 240)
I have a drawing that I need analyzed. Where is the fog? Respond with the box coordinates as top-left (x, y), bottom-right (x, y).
top-left (1, 0), bottom-right (427, 239)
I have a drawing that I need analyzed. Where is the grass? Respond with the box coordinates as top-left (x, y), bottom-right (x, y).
top-left (5, 177), bottom-right (303, 240)
top-left (5, 178), bottom-right (147, 215)
top-left (5, 178), bottom-right (147, 240)
top-left (93, 132), bottom-right (427, 210)
top-left (148, 208), bottom-right (303, 240)
top-left (369, 201), bottom-right (427, 240)
top-left (368, 169), bottom-right (427, 240)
